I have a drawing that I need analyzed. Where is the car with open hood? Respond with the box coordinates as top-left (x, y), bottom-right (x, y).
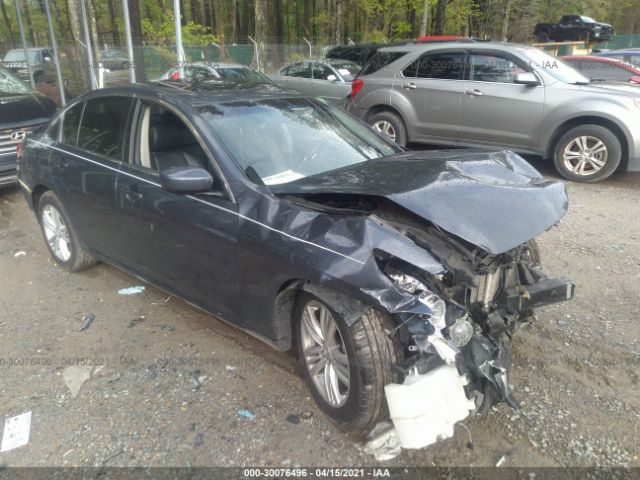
top-left (0, 66), bottom-right (56, 188)
top-left (17, 81), bottom-right (574, 449)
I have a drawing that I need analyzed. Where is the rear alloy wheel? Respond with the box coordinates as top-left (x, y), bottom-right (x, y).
top-left (296, 292), bottom-right (398, 435)
top-left (553, 125), bottom-right (621, 182)
top-left (368, 111), bottom-right (407, 147)
top-left (37, 191), bottom-right (97, 272)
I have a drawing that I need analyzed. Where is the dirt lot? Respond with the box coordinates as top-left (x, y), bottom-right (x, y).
top-left (0, 160), bottom-right (639, 468)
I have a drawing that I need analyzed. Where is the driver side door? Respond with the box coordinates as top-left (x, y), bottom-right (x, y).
top-left (115, 100), bottom-right (241, 323)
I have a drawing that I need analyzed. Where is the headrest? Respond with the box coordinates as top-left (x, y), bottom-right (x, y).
top-left (149, 122), bottom-right (196, 152)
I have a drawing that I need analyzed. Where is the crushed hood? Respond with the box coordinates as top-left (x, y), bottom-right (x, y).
top-left (275, 150), bottom-right (568, 254)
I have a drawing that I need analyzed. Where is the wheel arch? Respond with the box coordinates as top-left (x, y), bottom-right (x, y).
top-left (545, 116), bottom-right (629, 171)
top-left (31, 184), bottom-right (50, 210)
top-left (272, 279), bottom-right (371, 352)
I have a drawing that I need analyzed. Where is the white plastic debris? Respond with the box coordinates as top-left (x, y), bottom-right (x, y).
top-left (1, 411), bottom-right (32, 452)
top-left (384, 365), bottom-right (476, 449)
top-left (62, 365), bottom-right (92, 397)
top-left (360, 420), bottom-right (402, 461)
top-left (118, 286), bottom-right (145, 295)
top-left (13, 251), bottom-right (26, 257)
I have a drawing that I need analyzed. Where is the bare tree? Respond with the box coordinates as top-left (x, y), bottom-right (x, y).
top-left (419, 0), bottom-right (429, 36)
top-left (254, 0), bottom-right (265, 70)
top-left (502, 0), bottom-right (513, 40)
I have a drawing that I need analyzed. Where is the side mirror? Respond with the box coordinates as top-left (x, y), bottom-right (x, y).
top-left (44, 56), bottom-right (52, 63)
top-left (326, 74), bottom-right (338, 82)
top-left (159, 166), bottom-right (213, 194)
top-left (514, 72), bottom-right (539, 86)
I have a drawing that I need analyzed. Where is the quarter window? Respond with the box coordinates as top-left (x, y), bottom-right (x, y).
top-left (60, 102), bottom-right (83, 146)
top-left (403, 52), bottom-right (465, 80)
top-left (77, 97), bottom-right (131, 160)
top-left (469, 54), bottom-right (526, 83)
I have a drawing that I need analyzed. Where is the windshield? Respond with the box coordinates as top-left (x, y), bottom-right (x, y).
top-left (216, 67), bottom-right (272, 83)
top-left (580, 16), bottom-right (596, 23)
top-left (330, 61), bottom-right (361, 81)
top-left (0, 67), bottom-right (30, 94)
top-left (3, 50), bottom-right (39, 62)
top-left (524, 49), bottom-right (591, 84)
top-left (199, 98), bottom-right (398, 185)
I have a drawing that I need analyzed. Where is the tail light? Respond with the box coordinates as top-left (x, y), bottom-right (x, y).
top-left (351, 79), bottom-right (364, 98)
top-left (16, 142), bottom-right (24, 159)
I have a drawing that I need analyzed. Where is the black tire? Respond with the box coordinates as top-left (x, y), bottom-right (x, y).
top-left (295, 292), bottom-right (398, 435)
top-left (553, 124), bottom-right (621, 183)
top-left (368, 110), bottom-right (408, 147)
top-left (37, 191), bottom-right (97, 272)
top-left (537, 31), bottom-right (550, 43)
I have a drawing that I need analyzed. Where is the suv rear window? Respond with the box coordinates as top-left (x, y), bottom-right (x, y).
top-left (360, 51), bottom-right (408, 75)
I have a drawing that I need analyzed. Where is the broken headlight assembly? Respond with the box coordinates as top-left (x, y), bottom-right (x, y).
top-left (385, 266), bottom-right (473, 349)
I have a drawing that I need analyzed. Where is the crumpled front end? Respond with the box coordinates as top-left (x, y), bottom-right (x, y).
top-left (372, 218), bottom-right (575, 448)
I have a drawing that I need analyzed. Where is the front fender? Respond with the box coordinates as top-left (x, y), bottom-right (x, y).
top-left (540, 99), bottom-right (638, 159)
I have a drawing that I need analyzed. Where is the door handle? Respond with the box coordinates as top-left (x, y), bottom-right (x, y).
top-left (402, 82), bottom-right (417, 90)
top-left (465, 89), bottom-right (484, 97)
top-left (124, 189), bottom-right (143, 203)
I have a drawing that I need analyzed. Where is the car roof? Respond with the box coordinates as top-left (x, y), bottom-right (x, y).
top-left (79, 80), bottom-right (305, 106)
top-left (7, 47), bottom-right (50, 52)
top-left (377, 41), bottom-right (534, 53)
top-left (599, 50), bottom-right (640, 55)
top-left (562, 55), bottom-right (621, 62)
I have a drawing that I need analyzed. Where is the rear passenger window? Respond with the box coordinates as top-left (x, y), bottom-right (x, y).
top-left (60, 103), bottom-right (83, 146)
top-left (283, 63), bottom-right (311, 78)
top-left (403, 52), bottom-right (465, 80)
top-left (77, 97), bottom-right (131, 160)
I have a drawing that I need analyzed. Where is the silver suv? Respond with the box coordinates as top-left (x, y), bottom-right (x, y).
top-left (348, 42), bottom-right (640, 182)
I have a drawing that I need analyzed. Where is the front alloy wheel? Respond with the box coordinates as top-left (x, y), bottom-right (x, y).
top-left (553, 124), bottom-right (621, 182)
top-left (300, 300), bottom-right (350, 407)
top-left (296, 292), bottom-right (399, 435)
top-left (372, 120), bottom-right (396, 142)
top-left (562, 136), bottom-right (608, 176)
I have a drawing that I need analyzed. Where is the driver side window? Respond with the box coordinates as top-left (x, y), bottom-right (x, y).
top-left (312, 63), bottom-right (335, 80)
top-left (136, 103), bottom-right (214, 177)
top-left (469, 53), bottom-right (527, 83)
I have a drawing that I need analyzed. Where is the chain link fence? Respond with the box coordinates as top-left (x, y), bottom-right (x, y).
top-left (0, 41), bottom-right (336, 102)
top-left (3, 34), bottom-right (640, 104)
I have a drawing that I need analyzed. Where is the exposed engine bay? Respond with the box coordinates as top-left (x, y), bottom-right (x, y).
top-left (288, 191), bottom-right (575, 430)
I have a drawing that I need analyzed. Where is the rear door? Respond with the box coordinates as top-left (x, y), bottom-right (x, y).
top-left (49, 96), bottom-right (132, 259)
top-left (115, 100), bottom-right (241, 322)
top-left (458, 50), bottom-right (544, 148)
top-left (396, 50), bottom-right (466, 140)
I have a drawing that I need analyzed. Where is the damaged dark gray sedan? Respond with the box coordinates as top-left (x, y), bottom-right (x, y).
top-left (17, 80), bottom-right (574, 449)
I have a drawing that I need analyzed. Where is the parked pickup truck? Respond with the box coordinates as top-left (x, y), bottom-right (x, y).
top-left (534, 15), bottom-right (614, 43)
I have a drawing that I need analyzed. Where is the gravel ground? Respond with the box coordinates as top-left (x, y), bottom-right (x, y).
top-left (0, 160), bottom-right (639, 468)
